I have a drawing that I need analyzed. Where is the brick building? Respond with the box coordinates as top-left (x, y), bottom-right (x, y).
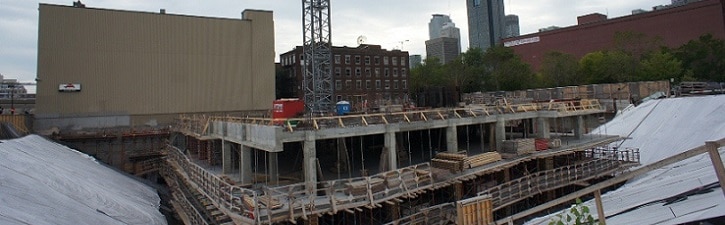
top-left (502, 0), bottom-right (725, 70)
top-left (280, 45), bottom-right (410, 110)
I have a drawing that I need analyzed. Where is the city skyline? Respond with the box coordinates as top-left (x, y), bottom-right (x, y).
top-left (2, 0), bottom-right (671, 85)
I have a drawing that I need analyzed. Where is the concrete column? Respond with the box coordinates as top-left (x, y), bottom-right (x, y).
top-left (489, 123), bottom-right (495, 152)
top-left (537, 117), bottom-right (551, 139)
top-left (706, 141), bottom-right (725, 198)
top-left (304, 132), bottom-right (317, 193)
top-left (222, 140), bottom-right (233, 174)
top-left (480, 124), bottom-right (486, 152)
top-left (240, 144), bottom-right (252, 185)
top-left (268, 152), bottom-right (279, 185)
top-left (446, 125), bottom-right (458, 153)
top-left (574, 116), bottom-right (585, 139)
top-left (384, 129), bottom-right (398, 171)
top-left (495, 117), bottom-right (506, 152)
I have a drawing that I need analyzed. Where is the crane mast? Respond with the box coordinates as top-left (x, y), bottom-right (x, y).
top-left (301, 0), bottom-right (333, 115)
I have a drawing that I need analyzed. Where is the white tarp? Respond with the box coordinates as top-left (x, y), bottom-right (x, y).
top-left (0, 135), bottom-right (166, 225)
top-left (527, 95), bottom-right (725, 225)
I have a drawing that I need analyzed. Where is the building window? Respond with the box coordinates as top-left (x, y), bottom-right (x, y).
top-left (365, 56), bottom-right (371, 65)
top-left (356, 80), bottom-right (362, 90)
top-left (394, 80), bottom-right (399, 89)
top-left (345, 55), bottom-right (351, 64)
top-left (392, 57), bottom-right (398, 66)
top-left (402, 80), bottom-right (407, 89)
top-left (401, 69), bottom-right (407, 77)
top-left (355, 55), bottom-right (361, 64)
top-left (385, 80), bottom-right (390, 90)
top-left (334, 55), bottom-right (341, 64)
top-left (384, 68), bottom-right (390, 77)
top-left (366, 80), bottom-right (371, 89)
top-left (345, 80), bottom-right (352, 89)
top-left (375, 68), bottom-right (380, 77)
top-left (376, 80), bottom-right (381, 90)
top-left (335, 80), bottom-right (342, 90)
top-left (337, 95), bottom-right (342, 102)
top-left (393, 68), bottom-right (398, 77)
top-left (473, 0), bottom-right (480, 6)
top-left (365, 67), bottom-right (371, 77)
top-left (383, 56), bottom-right (389, 65)
top-left (401, 57), bottom-right (406, 66)
top-left (345, 68), bottom-right (351, 76)
top-left (292, 55), bottom-right (296, 63)
top-left (335, 68), bottom-right (341, 77)
top-left (355, 67), bottom-right (361, 77)
top-left (374, 56), bottom-right (380, 65)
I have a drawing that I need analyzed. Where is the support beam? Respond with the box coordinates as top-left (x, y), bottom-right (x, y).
top-left (240, 144), bottom-right (252, 185)
top-left (454, 182), bottom-right (464, 200)
top-left (594, 189), bottom-right (606, 225)
top-left (268, 152), bottom-right (279, 185)
top-left (574, 116), bottom-right (585, 139)
top-left (706, 141), bottom-right (725, 198)
top-left (495, 117), bottom-right (506, 152)
top-left (222, 140), bottom-right (232, 174)
top-left (446, 125), bottom-right (458, 152)
top-left (537, 117), bottom-right (551, 139)
top-left (304, 132), bottom-right (318, 193)
top-left (384, 129), bottom-right (398, 171)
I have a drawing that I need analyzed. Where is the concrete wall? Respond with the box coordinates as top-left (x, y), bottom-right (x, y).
top-left (36, 4), bottom-right (275, 131)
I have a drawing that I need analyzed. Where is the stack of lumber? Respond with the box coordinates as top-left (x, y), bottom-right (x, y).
top-left (501, 138), bottom-right (535, 155)
top-left (431, 152), bottom-right (467, 172)
top-left (462, 152), bottom-right (502, 169)
top-left (242, 195), bottom-right (255, 209)
top-left (258, 195), bottom-right (283, 209)
top-left (345, 178), bottom-right (385, 195)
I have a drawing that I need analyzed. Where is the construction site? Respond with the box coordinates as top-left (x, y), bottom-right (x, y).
top-left (164, 98), bottom-right (641, 225)
top-left (7, 1), bottom-right (722, 225)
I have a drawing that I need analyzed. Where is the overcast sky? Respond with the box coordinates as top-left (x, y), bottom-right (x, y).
top-left (2, 0), bottom-right (672, 85)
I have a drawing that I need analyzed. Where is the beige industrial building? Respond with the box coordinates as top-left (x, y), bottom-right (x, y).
top-left (35, 4), bottom-right (275, 131)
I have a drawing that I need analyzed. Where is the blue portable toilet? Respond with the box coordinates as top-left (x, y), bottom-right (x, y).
top-left (336, 101), bottom-right (351, 115)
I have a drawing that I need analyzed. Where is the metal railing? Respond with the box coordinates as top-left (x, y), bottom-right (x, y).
top-left (478, 148), bottom-right (640, 210)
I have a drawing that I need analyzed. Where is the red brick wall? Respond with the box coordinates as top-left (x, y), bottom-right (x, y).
top-left (505, 0), bottom-right (725, 70)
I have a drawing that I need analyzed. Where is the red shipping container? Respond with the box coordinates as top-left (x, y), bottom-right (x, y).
top-left (272, 99), bottom-right (305, 120)
top-left (535, 138), bottom-right (549, 151)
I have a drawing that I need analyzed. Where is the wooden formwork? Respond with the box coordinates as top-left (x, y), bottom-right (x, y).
top-left (457, 195), bottom-right (493, 225)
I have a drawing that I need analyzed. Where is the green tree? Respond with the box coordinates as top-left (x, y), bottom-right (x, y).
top-left (446, 48), bottom-right (486, 93)
top-left (579, 50), bottom-right (636, 84)
top-left (409, 57), bottom-right (446, 91)
top-left (674, 34), bottom-right (725, 82)
top-left (636, 50), bottom-right (683, 82)
top-left (539, 51), bottom-right (580, 87)
top-left (481, 46), bottom-right (534, 91)
top-left (549, 198), bottom-right (598, 225)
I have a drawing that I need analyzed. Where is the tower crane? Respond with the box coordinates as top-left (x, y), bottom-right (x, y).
top-left (301, 0), bottom-right (333, 115)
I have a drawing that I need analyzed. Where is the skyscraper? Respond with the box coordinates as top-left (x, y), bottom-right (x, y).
top-left (504, 14), bottom-right (520, 38)
top-left (429, 14), bottom-right (452, 40)
top-left (467, 0), bottom-right (506, 51)
top-left (425, 37), bottom-right (460, 64)
top-left (440, 22), bottom-right (462, 53)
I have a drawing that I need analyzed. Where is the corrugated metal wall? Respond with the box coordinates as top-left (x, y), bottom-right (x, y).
top-left (36, 5), bottom-right (275, 118)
